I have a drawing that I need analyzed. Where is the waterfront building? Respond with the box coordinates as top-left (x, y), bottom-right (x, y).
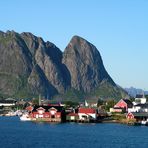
top-left (0, 99), bottom-right (16, 107)
top-left (127, 112), bottom-right (148, 123)
top-left (110, 99), bottom-right (133, 113)
top-left (128, 94), bottom-right (148, 113)
top-left (66, 113), bottom-right (79, 122)
top-left (78, 107), bottom-right (97, 121)
top-left (30, 105), bottom-right (65, 122)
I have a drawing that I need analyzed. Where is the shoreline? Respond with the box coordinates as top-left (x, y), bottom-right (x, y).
top-left (0, 116), bottom-right (146, 126)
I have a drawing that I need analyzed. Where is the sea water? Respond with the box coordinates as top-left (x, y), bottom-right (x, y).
top-left (0, 117), bottom-right (148, 148)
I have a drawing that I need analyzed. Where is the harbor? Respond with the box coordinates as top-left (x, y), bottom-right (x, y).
top-left (1, 116), bottom-right (148, 148)
top-left (1, 94), bottom-right (148, 126)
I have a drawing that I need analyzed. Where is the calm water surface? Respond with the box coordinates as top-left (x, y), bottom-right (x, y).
top-left (0, 117), bottom-right (148, 148)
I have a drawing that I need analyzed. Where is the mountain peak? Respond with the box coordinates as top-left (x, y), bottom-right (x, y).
top-left (63, 35), bottom-right (115, 93)
top-left (0, 30), bottom-right (127, 100)
top-left (69, 35), bottom-right (93, 48)
top-left (71, 35), bottom-right (86, 41)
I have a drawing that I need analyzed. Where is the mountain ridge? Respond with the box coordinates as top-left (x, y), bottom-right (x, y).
top-left (0, 30), bottom-right (128, 100)
top-left (125, 87), bottom-right (148, 97)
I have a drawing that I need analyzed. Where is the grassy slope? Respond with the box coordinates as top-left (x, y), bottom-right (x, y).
top-left (53, 82), bottom-right (128, 102)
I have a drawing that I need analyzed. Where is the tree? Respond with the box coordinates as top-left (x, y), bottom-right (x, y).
top-left (105, 99), bottom-right (116, 111)
top-left (129, 97), bottom-right (135, 102)
top-left (63, 101), bottom-right (79, 108)
top-left (97, 98), bottom-right (104, 107)
top-left (145, 95), bottom-right (148, 102)
top-left (32, 98), bottom-right (39, 105)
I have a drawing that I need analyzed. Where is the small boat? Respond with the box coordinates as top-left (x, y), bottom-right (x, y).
top-left (20, 114), bottom-right (31, 121)
top-left (15, 110), bottom-right (23, 116)
top-left (141, 120), bottom-right (146, 125)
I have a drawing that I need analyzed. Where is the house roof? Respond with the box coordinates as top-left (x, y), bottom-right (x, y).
top-left (135, 103), bottom-right (148, 108)
top-left (123, 99), bottom-right (133, 108)
top-left (25, 106), bottom-right (33, 111)
top-left (131, 112), bottom-right (148, 117)
top-left (67, 113), bottom-right (79, 116)
top-left (78, 108), bottom-right (96, 114)
top-left (136, 94), bottom-right (144, 98)
top-left (5, 98), bottom-right (16, 101)
top-left (32, 105), bottom-right (64, 112)
top-left (48, 103), bottom-right (61, 106)
top-left (0, 100), bottom-right (16, 104)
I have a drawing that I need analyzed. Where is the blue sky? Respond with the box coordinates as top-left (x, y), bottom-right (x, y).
top-left (0, 0), bottom-right (148, 90)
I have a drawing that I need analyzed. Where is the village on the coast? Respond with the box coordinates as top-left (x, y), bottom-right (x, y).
top-left (0, 94), bottom-right (148, 125)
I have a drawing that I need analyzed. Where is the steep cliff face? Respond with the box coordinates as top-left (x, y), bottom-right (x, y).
top-left (28, 65), bottom-right (57, 97)
top-left (21, 32), bottom-right (70, 93)
top-left (0, 31), bottom-right (67, 98)
top-left (62, 36), bottom-right (115, 92)
top-left (0, 31), bottom-right (32, 76)
top-left (0, 31), bottom-right (33, 97)
top-left (0, 31), bottom-right (127, 100)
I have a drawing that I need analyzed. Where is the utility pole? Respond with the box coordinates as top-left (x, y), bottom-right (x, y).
top-left (39, 94), bottom-right (41, 106)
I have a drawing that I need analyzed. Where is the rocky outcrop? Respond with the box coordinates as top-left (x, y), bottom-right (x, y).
top-left (28, 65), bottom-right (57, 97)
top-left (0, 31), bottom-right (66, 98)
top-left (0, 31), bottom-right (32, 76)
top-left (21, 32), bottom-right (70, 93)
top-left (63, 36), bottom-right (115, 92)
top-left (0, 31), bottom-right (127, 100)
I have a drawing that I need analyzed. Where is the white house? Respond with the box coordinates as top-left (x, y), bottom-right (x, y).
top-left (128, 94), bottom-right (148, 113)
top-left (0, 99), bottom-right (16, 106)
top-left (133, 94), bottom-right (146, 105)
top-left (78, 108), bottom-right (97, 120)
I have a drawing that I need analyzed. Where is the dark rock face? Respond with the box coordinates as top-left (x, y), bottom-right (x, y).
top-left (0, 31), bottom-right (68, 98)
top-left (63, 36), bottom-right (115, 92)
top-left (0, 31), bottom-right (32, 76)
top-left (0, 31), bottom-right (127, 99)
top-left (28, 65), bottom-right (57, 97)
top-left (21, 32), bottom-right (70, 93)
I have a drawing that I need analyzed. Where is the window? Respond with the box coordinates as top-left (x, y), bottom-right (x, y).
top-left (51, 115), bottom-right (55, 118)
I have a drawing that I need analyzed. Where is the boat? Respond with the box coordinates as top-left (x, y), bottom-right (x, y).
top-left (20, 113), bottom-right (31, 121)
top-left (15, 110), bottom-right (23, 116)
top-left (140, 120), bottom-right (148, 126)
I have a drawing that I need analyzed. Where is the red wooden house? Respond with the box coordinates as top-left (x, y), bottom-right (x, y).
top-left (126, 112), bottom-right (135, 119)
top-left (114, 99), bottom-right (133, 112)
top-left (127, 112), bottom-right (148, 122)
top-left (30, 105), bottom-right (65, 122)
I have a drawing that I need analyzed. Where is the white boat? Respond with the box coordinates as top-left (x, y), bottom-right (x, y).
top-left (141, 120), bottom-right (147, 125)
top-left (20, 114), bottom-right (31, 121)
top-left (15, 110), bottom-right (23, 116)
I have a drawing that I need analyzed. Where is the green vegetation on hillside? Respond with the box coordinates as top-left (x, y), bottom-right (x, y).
top-left (53, 88), bottom-right (85, 102)
top-left (0, 33), bottom-right (13, 45)
top-left (0, 73), bottom-right (37, 99)
top-left (52, 83), bottom-right (127, 102)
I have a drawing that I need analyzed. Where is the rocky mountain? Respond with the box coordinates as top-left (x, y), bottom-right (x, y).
top-left (0, 31), bottom-right (127, 100)
top-left (125, 87), bottom-right (148, 97)
top-left (0, 31), bottom-right (67, 98)
top-left (63, 36), bottom-right (115, 92)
